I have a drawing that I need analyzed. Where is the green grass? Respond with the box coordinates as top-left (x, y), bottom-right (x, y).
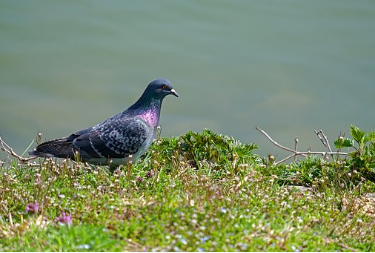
top-left (0, 127), bottom-right (375, 251)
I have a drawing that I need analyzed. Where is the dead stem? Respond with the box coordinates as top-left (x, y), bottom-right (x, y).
top-left (0, 135), bottom-right (37, 163)
top-left (256, 127), bottom-right (348, 165)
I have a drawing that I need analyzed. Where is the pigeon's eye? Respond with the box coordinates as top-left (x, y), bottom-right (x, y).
top-left (162, 85), bottom-right (168, 90)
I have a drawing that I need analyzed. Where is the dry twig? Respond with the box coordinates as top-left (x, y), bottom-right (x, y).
top-left (0, 135), bottom-right (37, 163)
top-left (314, 129), bottom-right (332, 152)
top-left (256, 127), bottom-right (348, 165)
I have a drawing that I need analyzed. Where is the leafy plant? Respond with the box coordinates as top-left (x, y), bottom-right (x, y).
top-left (334, 125), bottom-right (375, 182)
top-left (181, 129), bottom-right (258, 167)
top-left (149, 129), bottom-right (258, 177)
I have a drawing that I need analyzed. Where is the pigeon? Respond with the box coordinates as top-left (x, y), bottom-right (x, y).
top-left (29, 78), bottom-right (178, 166)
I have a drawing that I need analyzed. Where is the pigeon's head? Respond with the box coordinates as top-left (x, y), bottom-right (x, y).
top-left (146, 78), bottom-right (179, 99)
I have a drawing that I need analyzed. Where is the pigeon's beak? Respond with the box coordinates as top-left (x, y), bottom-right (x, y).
top-left (170, 89), bottom-right (179, 97)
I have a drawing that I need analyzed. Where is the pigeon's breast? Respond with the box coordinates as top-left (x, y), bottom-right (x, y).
top-left (137, 109), bottom-right (159, 127)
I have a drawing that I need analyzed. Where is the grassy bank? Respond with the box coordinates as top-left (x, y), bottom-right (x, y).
top-left (0, 127), bottom-right (374, 251)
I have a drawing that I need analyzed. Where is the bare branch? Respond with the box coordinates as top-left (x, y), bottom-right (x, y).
top-left (294, 138), bottom-right (299, 162)
top-left (0, 135), bottom-right (37, 163)
top-left (276, 153), bottom-right (299, 165)
top-left (255, 127), bottom-right (300, 154)
top-left (256, 127), bottom-right (348, 165)
top-left (314, 129), bottom-right (332, 152)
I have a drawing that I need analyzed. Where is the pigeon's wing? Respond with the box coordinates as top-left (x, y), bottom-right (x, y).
top-left (73, 117), bottom-right (152, 159)
top-left (29, 126), bottom-right (93, 158)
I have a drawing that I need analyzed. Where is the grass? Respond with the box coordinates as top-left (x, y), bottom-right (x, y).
top-left (0, 127), bottom-right (375, 251)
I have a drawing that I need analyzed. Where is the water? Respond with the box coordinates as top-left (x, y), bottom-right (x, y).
top-left (1, 0), bottom-right (375, 161)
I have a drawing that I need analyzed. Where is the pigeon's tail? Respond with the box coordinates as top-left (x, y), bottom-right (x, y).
top-left (29, 137), bottom-right (76, 159)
